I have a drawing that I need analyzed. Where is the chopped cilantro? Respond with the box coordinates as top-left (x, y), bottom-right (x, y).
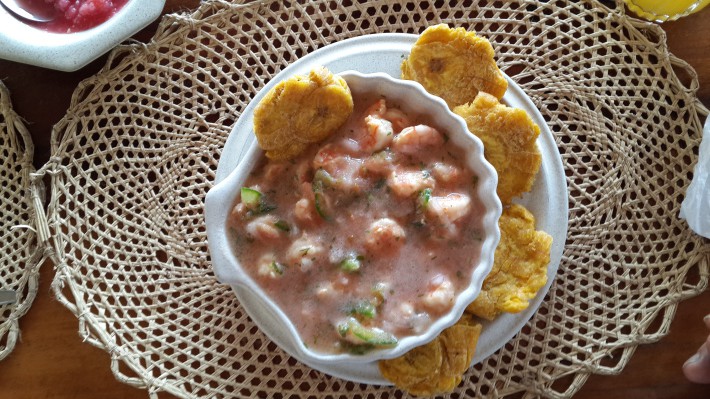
top-left (270, 261), bottom-right (285, 275)
top-left (274, 220), bottom-right (291, 231)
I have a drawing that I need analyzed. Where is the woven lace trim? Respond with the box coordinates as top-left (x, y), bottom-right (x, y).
top-left (0, 81), bottom-right (45, 361)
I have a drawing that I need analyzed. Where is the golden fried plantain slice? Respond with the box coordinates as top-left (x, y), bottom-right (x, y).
top-left (401, 24), bottom-right (508, 109)
top-left (264, 141), bottom-right (308, 161)
top-left (466, 204), bottom-right (553, 320)
top-left (253, 66), bottom-right (353, 160)
top-left (454, 92), bottom-right (541, 204)
top-left (379, 315), bottom-right (482, 396)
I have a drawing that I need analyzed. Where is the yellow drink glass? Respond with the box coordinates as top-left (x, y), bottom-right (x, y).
top-left (623, 0), bottom-right (710, 22)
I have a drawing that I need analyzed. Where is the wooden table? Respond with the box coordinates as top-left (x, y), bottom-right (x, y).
top-left (0, 2), bottom-right (708, 398)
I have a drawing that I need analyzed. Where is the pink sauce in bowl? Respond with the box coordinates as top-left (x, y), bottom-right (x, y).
top-left (206, 71), bottom-right (502, 364)
top-left (19, 0), bottom-right (129, 33)
top-left (230, 95), bottom-right (487, 355)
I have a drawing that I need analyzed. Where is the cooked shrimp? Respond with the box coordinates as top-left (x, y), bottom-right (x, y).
top-left (383, 108), bottom-right (412, 133)
top-left (364, 218), bottom-right (406, 254)
top-left (230, 202), bottom-right (248, 220)
top-left (387, 169), bottom-right (436, 198)
top-left (256, 253), bottom-right (284, 278)
top-left (294, 158), bottom-right (312, 183)
top-left (245, 215), bottom-right (283, 241)
top-left (359, 99), bottom-right (413, 152)
top-left (431, 162), bottom-right (462, 184)
top-left (314, 277), bottom-right (353, 301)
top-left (365, 98), bottom-right (388, 117)
top-left (364, 99), bottom-right (412, 127)
top-left (421, 276), bottom-right (455, 311)
top-left (392, 125), bottom-right (444, 155)
top-left (426, 193), bottom-right (471, 223)
top-left (285, 234), bottom-right (325, 272)
top-left (294, 198), bottom-right (317, 226)
top-left (426, 193), bottom-right (471, 238)
top-left (312, 143), bottom-right (364, 193)
top-left (362, 150), bottom-right (395, 176)
top-left (312, 143), bottom-right (343, 170)
top-left (315, 282), bottom-right (340, 300)
top-left (298, 181), bottom-right (314, 200)
top-left (362, 115), bottom-right (394, 152)
top-left (263, 162), bottom-right (287, 183)
top-left (383, 302), bottom-right (430, 335)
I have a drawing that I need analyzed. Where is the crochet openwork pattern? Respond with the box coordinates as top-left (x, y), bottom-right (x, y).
top-left (30, 1), bottom-right (709, 397)
top-left (0, 82), bottom-right (44, 361)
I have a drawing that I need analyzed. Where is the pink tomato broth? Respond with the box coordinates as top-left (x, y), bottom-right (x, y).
top-left (228, 93), bottom-right (487, 355)
top-left (19, 0), bottom-right (129, 33)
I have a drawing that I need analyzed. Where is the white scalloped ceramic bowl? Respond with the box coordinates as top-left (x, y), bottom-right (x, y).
top-left (205, 70), bottom-right (502, 365)
top-left (0, 0), bottom-right (166, 71)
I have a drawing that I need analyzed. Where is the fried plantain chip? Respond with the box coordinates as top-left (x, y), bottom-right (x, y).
top-left (401, 24), bottom-right (508, 109)
top-left (253, 66), bottom-right (354, 161)
top-left (264, 141), bottom-right (308, 161)
top-left (454, 92), bottom-right (542, 204)
top-left (466, 204), bottom-right (553, 320)
top-left (379, 315), bottom-right (482, 396)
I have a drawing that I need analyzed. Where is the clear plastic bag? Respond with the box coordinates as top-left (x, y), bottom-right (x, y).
top-left (680, 115), bottom-right (710, 239)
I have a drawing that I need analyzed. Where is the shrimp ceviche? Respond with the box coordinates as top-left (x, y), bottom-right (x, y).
top-left (229, 94), bottom-right (487, 354)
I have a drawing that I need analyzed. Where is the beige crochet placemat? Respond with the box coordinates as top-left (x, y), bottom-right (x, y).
top-left (30, 0), bottom-right (710, 398)
top-left (0, 81), bottom-right (45, 361)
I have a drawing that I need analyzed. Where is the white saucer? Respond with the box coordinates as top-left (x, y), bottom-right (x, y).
top-left (214, 33), bottom-right (568, 385)
top-left (0, 0), bottom-right (165, 71)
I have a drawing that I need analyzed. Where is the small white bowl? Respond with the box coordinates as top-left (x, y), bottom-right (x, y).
top-left (0, 0), bottom-right (166, 71)
top-left (205, 70), bottom-right (502, 365)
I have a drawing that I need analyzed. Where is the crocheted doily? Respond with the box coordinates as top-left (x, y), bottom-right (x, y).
top-left (0, 81), bottom-right (45, 361)
top-left (32, 0), bottom-right (710, 398)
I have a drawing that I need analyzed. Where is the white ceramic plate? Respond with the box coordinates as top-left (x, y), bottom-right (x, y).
top-left (214, 33), bottom-right (568, 385)
top-left (0, 0), bottom-right (165, 71)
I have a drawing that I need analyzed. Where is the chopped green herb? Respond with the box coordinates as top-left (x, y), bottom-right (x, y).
top-left (256, 203), bottom-right (277, 214)
top-left (312, 170), bottom-right (333, 221)
top-left (472, 175), bottom-right (479, 187)
top-left (313, 168), bottom-right (336, 187)
top-left (274, 220), bottom-right (291, 232)
top-left (270, 261), bottom-right (285, 275)
top-left (336, 317), bottom-right (397, 348)
top-left (468, 228), bottom-right (483, 241)
top-left (345, 300), bottom-right (376, 319)
top-left (417, 188), bottom-right (432, 211)
top-left (313, 191), bottom-right (331, 220)
top-left (346, 343), bottom-right (375, 355)
top-left (340, 255), bottom-right (362, 273)
top-left (337, 321), bottom-right (349, 337)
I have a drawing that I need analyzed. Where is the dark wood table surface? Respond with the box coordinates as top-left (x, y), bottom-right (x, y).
top-left (0, 1), bottom-right (708, 398)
